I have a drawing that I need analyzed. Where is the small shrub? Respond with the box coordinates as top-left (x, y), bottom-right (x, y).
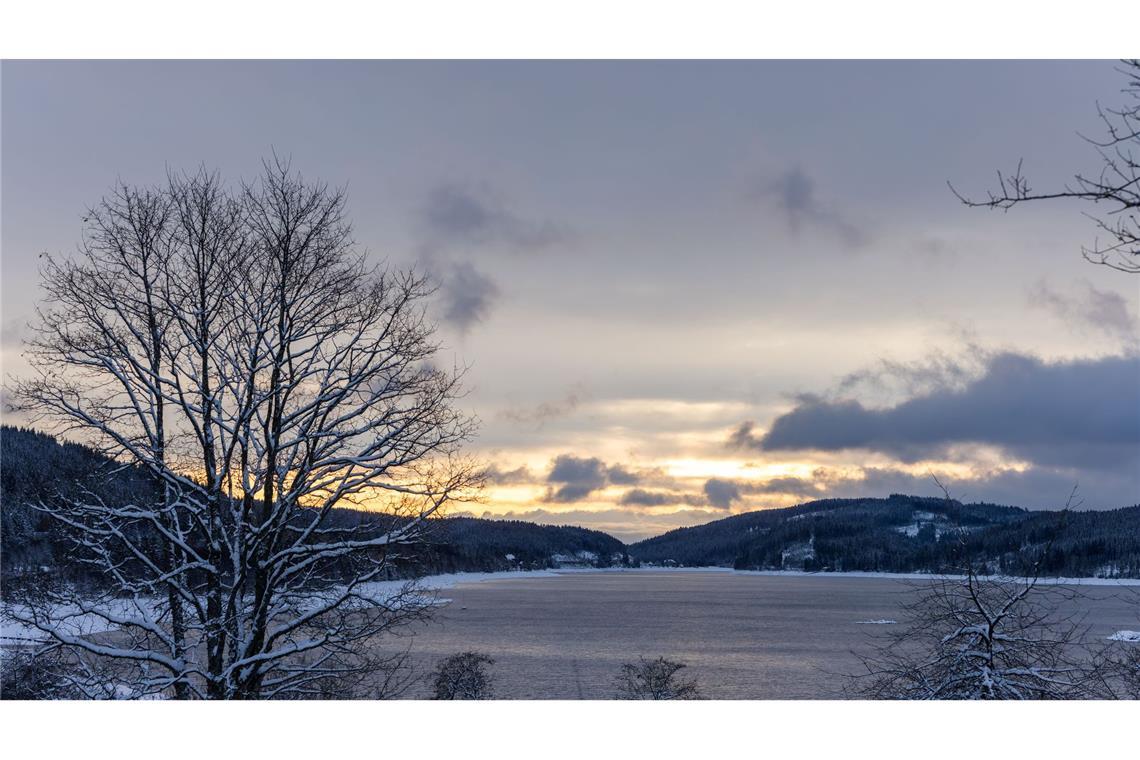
top-left (615, 656), bottom-right (701, 700)
top-left (431, 651), bottom-right (495, 700)
top-left (1, 648), bottom-right (76, 700)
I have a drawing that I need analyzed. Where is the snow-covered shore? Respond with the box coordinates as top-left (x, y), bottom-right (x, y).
top-left (0, 570), bottom-right (561, 645)
top-left (5, 566), bottom-right (1137, 646)
top-left (548, 565), bottom-right (1140, 586)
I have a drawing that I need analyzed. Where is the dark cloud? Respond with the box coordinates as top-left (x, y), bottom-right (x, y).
top-left (700, 465), bottom-right (1136, 511)
top-left (618, 488), bottom-right (706, 507)
top-left (545, 483), bottom-right (597, 503)
top-left (703, 478), bottom-right (742, 509)
top-left (417, 182), bottom-right (570, 333)
top-left (542, 454), bottom-right (647, 502)
top-left (548, 455), bottom-right (608, 488)
top-left (727, 420), bottom-right (764, 450)
top-left (546, 454), bottom-right (608, 501)
top-left (420, 183), bottom-right (567, 253)
top-left (606, 464), bottom-right (641, 485)
top-left (1028, 279), bottom-right (1137, 344)
top-left (816, 465), bottom-right (1137, 511)
top-left (437, 260), bottom-right (499, 332)
top-left (484, 464), bottom-right (536, 485)
top-left (754, 167), bottom-right (869, 248)
top-left (747, 475), bottom-right (822, 497)
top-left (619, 489), bottom-right (676, 507)
top-left (752, 351), bottom-right (1140, 471)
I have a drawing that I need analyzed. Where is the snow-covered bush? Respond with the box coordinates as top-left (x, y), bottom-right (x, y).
top-left (431, 651), bottom-right (495, 700)
top-left (850, 572), bottom-right (1107, 699)
top-left (615, 656), bottom-right (701, 700)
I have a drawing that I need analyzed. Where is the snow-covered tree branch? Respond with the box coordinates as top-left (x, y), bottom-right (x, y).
top-left (10, 159), bottom-right (480, 699)
top-left (848, 482), bottom-right (1113, 700)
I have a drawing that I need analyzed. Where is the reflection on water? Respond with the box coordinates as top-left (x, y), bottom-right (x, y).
top-left (391, 571), bottom-right (1138, 699)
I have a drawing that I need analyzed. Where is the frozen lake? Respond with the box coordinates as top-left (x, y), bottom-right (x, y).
top-left (394, 570), bottom-right (1140, 699)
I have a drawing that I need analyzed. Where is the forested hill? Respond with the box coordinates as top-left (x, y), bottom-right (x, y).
top-left (0, 426), bottom-right (626, 587)
top-left (4, 426), bottom-right (1139, 581)
top-left (417, 517), bottom-right (628, 572)
top-left (630, 495), bottom-right (1140, 578)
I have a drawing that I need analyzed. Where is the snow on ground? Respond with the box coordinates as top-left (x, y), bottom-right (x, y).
top-left (2, 597), bottom-right (151, 643)
top-left (1107, 631), bottom-right (1140, 642)
top-left (1, 570), bottom-right (562, 646)
top-left (854, 619), bottom-right (898, 625)
top-left (625, 566), bottom-right (1140, 586)
top-left (356, 569), bottom-right (559, 596)
top-left (4, 566), bottom-right (1136, 646)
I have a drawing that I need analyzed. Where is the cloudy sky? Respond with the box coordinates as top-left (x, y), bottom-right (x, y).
top-left (3, 61), bottom-right (1138, 541)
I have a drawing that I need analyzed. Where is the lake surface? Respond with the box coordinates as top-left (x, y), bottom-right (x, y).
top-left (394, 570), bottom-right (1140, 699)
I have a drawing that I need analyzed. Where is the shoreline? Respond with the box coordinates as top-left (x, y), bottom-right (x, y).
top-left (439, 566), bottom-right (1140, 587)
top-left (6, 566), bottom-right (1136, 645)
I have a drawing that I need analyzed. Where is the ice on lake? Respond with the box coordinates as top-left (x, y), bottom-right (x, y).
top-left (390, 569), bottom-right (1140, 699)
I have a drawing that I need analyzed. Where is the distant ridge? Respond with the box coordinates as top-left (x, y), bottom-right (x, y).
top-left (3, 426), bottom-right (1138, 582)
top-left (630, 494), bottom-right (1140, 578)
top-left (0, 426), bottom-right (628, 587)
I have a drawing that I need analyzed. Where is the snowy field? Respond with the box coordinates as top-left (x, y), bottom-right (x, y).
top-left (0, 570), bottom-right (559, 645)
top-left (389, 569), bottom-right (1140, 699)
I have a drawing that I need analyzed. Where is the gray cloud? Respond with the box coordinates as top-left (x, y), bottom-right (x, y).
top-left (747, 475), bottom-right (823, 497)
top-left (481, 507), bottom-right (723, 543)
top-left (694, 463), bottom-right (1136, 511)
top-left (606, 464), bottom-right (641, 485)
top-left (1028, 279), bottom-right (1138, 344)
top-left (818, 465), bottom-right (1137, 511)
top-left (750, 351), bottom-right (1140, 472)
top-left (613, 461), bottom-right (1135, 518)
top-left (618, 488), bottom-right (706, 507)
top-left (421, 183), bottom-right (568, 253)
top-left (437, 260), bottom-right (499, 332)
top-left (498, 385), bottom-right (585, 429)
top-left (619, 488), bottom-right (674, 506)
top-left (548, 455), bottom-right (608, 488)
top-left (727, 420), bottom-right (764, 450)
top-left (754, 167), bottom-right (869, 248)
top-left (835, 349), bottom-right (982, 401)
top-left (545, 483), bottom-right (597, 503)
top-left (543, 454), bottom-right (646, 502)
top-left (546, 455), bottom-right (606, 502)
top-left (417, 182), bottom-right (570, 333)
top-left (703, 478), bottom-right (742, 509)
top-left (484, 464), bottom-right (536, 485)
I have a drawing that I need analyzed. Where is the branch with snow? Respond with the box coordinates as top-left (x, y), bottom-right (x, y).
top-left (10, 160), bottom-right (480, 699)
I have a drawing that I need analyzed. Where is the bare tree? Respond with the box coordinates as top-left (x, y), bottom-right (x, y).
top-left (849, 574), bottom-right (1108, 699)
top-left (9, 159), bottom-right (480, 699)
top-left (849, 482), bottom-right (1108, 699)
top-left (614, 656), bottom-right (701, 700)
top-left (952, 60), bottom-right (1140, 274)
top-left (1114, 639), bottom-right (1140, 697)
top-left (430, 651), bottom-right (495, 699)
top-left (1102, 589), bottom-right (1140, 699)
